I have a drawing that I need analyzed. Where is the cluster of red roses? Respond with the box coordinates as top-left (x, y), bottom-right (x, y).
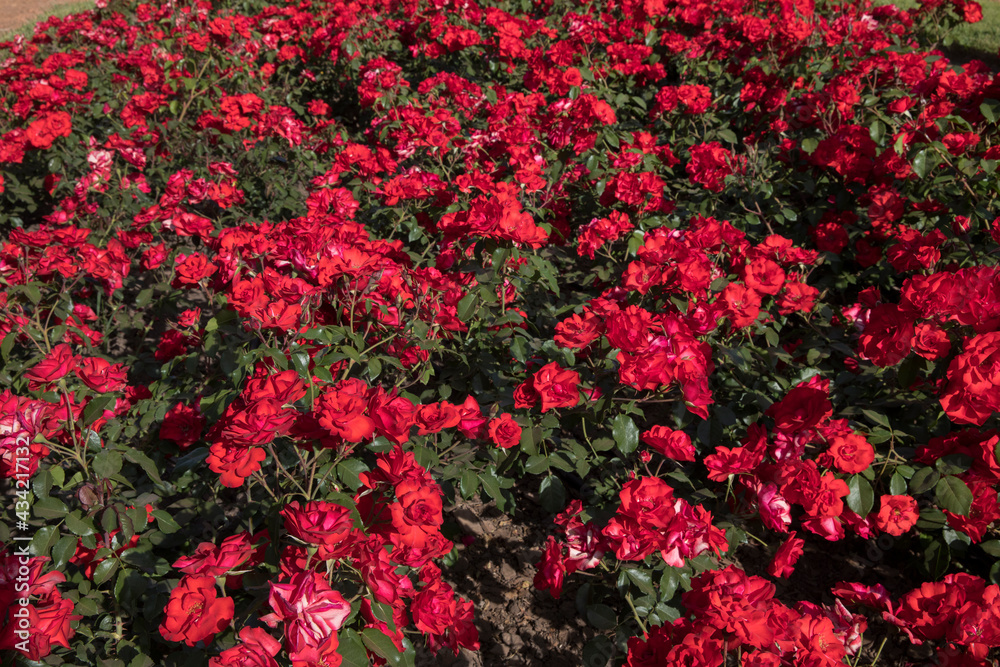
top-left (1, 0), bottom-right (999, 661)
top-left (555, 217), bottom-right (820, 418)
top-left (0, 550), bottom-right (80, 660)
top-left (157, 446), bottom-right (478, 661)
top-left (627, 571), bottom-right (1000, 665)
top-left (626, 566), bottom-right (866, 666)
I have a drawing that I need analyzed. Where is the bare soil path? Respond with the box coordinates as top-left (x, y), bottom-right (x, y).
top-left (0, 0), bottom-right (83, 36)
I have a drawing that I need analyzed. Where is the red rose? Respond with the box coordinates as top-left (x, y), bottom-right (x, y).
top-left (261, 571), bottom-right (351, 660)
top-left (390, 480), bottom-right (444, 547)
top-left (561, 67), bottom-right (583, 88)
top-left (687, 141), bottom-right (734, 192)
top-left (25, 111), bottom-right (73, 149)
top-left (23, 344), bottom-right (76, 389)
top-left (911, 322), bottom-right (950, 361)
top-left (875, 495), bottom-right (918, 537)
top-left (826, 433), bottom-right (874, 474)
top-left (411, 568), bottom-right (479, 655)
top-left (721, 283), bottom-right (761, 329)
top-left (141, 243), bottom-right (169, 270)
top-left (230, 278), bottom-right (269, 318)
top-left (812, 221), bottom-right (849, 253)
top-left (219, 398), bottom-right (296, 446)
top-left (777, 281), bottom-right (819, 316)
top-left (368, 387), bottom-right (416, 444)
top-left (767, 532), bottom-right (804, 578)
top-left (173, 532), bottom-right (257, 577)
top-left (2, 595), bottom-right (79, 659)
top-left (160, 401), bottom-right (205, 449)
top-left (641, 425), bottom-right (695, 461)
top-left (811, 124), bottom-right (877, 182)
top-left (209, 627), bottom-right (281, 667)
top-left (765, 379), bottom-right (832, 433)
top-left (513, 378), bottom-right (539, 409)
top-left (172, 253), bottom-right (217, 287)
top-left (317, 379), bottom-right (375, 443)
top-left (554, 312), bottom-right (603, 349)
top-left (207, 443), bottom-right (267, 487)
top-left (75, 356), bottom-right (128, 393)
top-left (743, 258), bottom-right (786, 296)
top-left (159, 575), bottom-right (235, 646)
top-left (530, 362), bottom-right (580, 412)
top-left (532, 536), bottom-right (567, 599)
top-left (487, 414), bottom-right (522, 448)
top-left (281, 500), bottom-right (356, 559)
top-left (455, 395), bottom-right (486, 439)
top-left (606, 306), bottom-right (654, 353)
top-left (414, 402), bottom-right (461, 434)
top-left (858, 304), bottom-right (916, 367)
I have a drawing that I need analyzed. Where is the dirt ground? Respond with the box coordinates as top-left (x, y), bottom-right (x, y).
top-left (421, 490), bottom-right (599, 667)
top-left (0, 0), bottom-right (79, 36)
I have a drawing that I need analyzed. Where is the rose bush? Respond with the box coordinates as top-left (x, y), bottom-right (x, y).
top-left (1, 0), bottom-right (1000, 664)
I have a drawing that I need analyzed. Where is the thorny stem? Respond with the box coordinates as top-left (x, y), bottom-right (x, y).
top-left (625, 591), bottom-right (648, 636)
top-left (267, 441), bottom-right (309, 498)
top-left (869, 637), bottom-right (888, 666)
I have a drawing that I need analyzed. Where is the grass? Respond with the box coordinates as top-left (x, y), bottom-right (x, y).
top-left (876, 0), bottom-right (1000, 70)
top-left (0, 1), bottom-right (95, 42)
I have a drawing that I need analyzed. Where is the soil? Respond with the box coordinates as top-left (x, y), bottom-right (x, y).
top-left (0, 0), bottom-right (77, 36)
top-left (420, 489), bottom-right (599, 667)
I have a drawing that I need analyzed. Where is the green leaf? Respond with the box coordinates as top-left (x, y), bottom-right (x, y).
top-left (151, 510), bottom-right (181, 534)
top-left (624, 568), bottom-right (656, 596)
top-left (123, 448), bottom-right (162, 484)
top-left (339, 630), bottom-right (370, 667)
top-left (586, 603), bottom-right (617, 630)
top-left (30, 525), bottom-right (59, 558)
top-left (861, 410), bottom-right (890, 429)
top-left (935, 475), bottom-right (973, 516)
top-left (367, 357), bottom-right (382, 380)
top-left (172, 447), bottom-right (209, 474)
top-left (981, 100), bottom-right (999, 123)
top-left (801, 137), bottom-right (819, 154)
top-left (456, 292), bottom-right (477, 322)
top-left (33, 497), bottom-right (68, 519)
top-left (361, 628), bottom-right (412, 667)
top-left (612, 414), bottom-right (639, 455)
top-left (93, 559), bottom-right (119, 586)
top-left (846, 475), bottom-right (875, 517)
top-left (909, 467), bottom-right (939, 494)
top-left (337, 459), bottom-right (369, 491)
top-left (93, 450), bottom-right (123, 479)
top-left (660, 568), bottom-right (681, 599)
top-left (83, 395), bottom-right (115, 427)
top-left (524, 454), bottom-right (549, 475)
top-left (32, 468), bottom-right (53, 498)
top-left (912, 149), bottom-right (930, 178)
top-left (980, 540), bottom-right (1000, 557)
top-left (924, 538), bottom-right (950, 579)
top-left (935, 453), bottom-right (973, 476)
top-left (763, 327), bottom-right (779, 348)
top-left (460, 469), bottom-right (480, 498)
top-left (0, 332), bottom-right (15, 362)
top-left (52, 535), bottom-right (78, 570)
top-left (889, 472), bottom-right (907, 495)
top-left (539, 475), bottom-right (566, 514)
top-left (66, 512), bottom-right (96, 536)
top-left (870, 120), bottom-right (885, 144)
top-left (479, 469), bottom-right (515, 513)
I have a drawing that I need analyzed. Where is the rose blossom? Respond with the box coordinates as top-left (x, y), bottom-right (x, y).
top-left (158, 575), bottom-right (235, 646)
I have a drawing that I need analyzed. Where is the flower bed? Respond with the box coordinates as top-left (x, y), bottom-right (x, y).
top-left (1, 0), bottom-right (999, 664)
